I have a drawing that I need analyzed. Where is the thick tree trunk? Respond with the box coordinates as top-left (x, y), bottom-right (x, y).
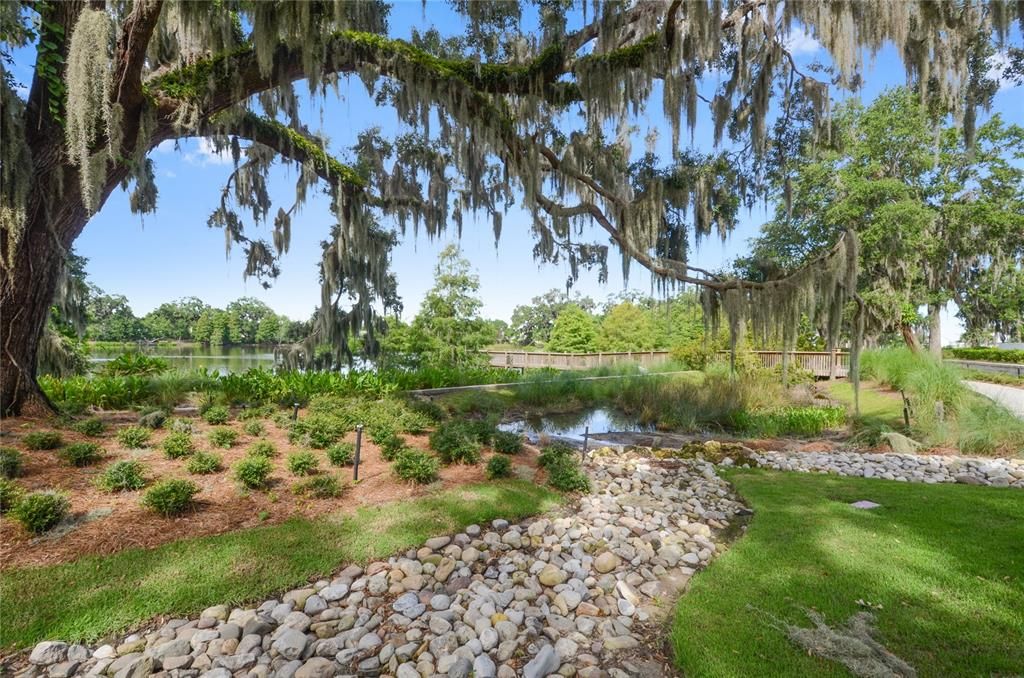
top-left (900, 323), bottom-right (920, 352)
top-left (927, 302), bottom-right (943, 358)
top-left (0, 213), bottom-right (77, 416)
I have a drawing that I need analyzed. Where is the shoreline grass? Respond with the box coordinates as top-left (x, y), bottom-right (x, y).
top-left (0, 480), bottom-right (562, 651)
top-left (672, 470), bottom-right (1024, 677)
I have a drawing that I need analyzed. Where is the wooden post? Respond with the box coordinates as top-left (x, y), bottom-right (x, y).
top-left (353, 425), bottom-right (363, 482)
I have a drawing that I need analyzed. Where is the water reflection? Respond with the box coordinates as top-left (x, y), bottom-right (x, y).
top-left (88, 345), bottom-right (277, 375)
top-left (500, 408), bottom-right (652, 441)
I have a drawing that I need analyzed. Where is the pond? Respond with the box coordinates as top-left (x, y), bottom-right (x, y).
top-left (89, 344), bottom-right (277, 375)
top-left (500, 407), bottom-right (653, 443)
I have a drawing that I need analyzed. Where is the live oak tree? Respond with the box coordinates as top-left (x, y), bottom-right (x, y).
top-left (2, 1), bottom-right (1020, 415)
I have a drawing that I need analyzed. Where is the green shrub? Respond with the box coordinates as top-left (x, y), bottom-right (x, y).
top-left (486, 454), bottom-right (512, 479)
top-left (293, 474), bottom-right (346, 498)
top-left (0, 478), bottom-right (23, 513)
top-left (287, 451), bottom-right (319, 476)
top-left (11, 491), bottom-right (70, 534)
top-left (234, 456), bottom-right (272, 489)
top-left (272, 412), bottom-right (293, 429)
top-left (538, 441), bottom-right (575, 469)
top-left (392, 449), bottom-right (440, 484)
top-left (238, 404), bottom-right (276, 420)
top-left (207, 427), bottom-right (238, 448)
top-left (138, 409), bottom-right (167, 429)
top-left (60, 442), bottom-right (103, 467)
top-left (368, 424), bottom-right (396, 445)
top-left (168, 417), bottom-right (194, 434)
top-left (378, 433), bottom-right (407, 462)
top-left (945, 347), bottom-right (1024, 364)
top-left (142, 479), bottom-right (199, 517)
top-left (187, 451), bottom-right (223, 475)
top-left (22, 431), bottom-right (63, 451)
top-left (326, 442), bottom-right (354, 466)
top-left (72, 417), bottom-right (106, 436)
top-left (464, 419), bottom-right (498, 445)
top-left (103, 352), bottom-right (169, 377)
top-left (406, 397), bottom-right (446, 423)
top-left (160, 431), bottom-right (194, 459)
top-left (244, 441), bottom-right (274, 459)
top-left (957, 399), bottom-right (1024, 456)
top-left (289, 413), bottom-right (347, 448)
top-left (243, 420), bottom-right (265, 436)
top-left (546, 456), bottom-right (590, 492)
top-left (0, 447), bottom-right (24, 478)
top-left (429, 422), bottom-right (481, 465)
top-left (202, 405), bottom-right (231, 425)
top-left (97, 460), bottom-right (147, 492)
top-left (493, 430), bottom-right (523, 454)
top-left (116, 426), bottom-right (151, 449)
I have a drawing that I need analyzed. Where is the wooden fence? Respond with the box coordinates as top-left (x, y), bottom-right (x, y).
top-left (485, 349), bottom-right (849, 378)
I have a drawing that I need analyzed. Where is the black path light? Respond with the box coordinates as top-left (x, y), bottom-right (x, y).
top-left (292, 402), bottom-right (300, 421)
top-left (353, 424), bottom-right (364, 482)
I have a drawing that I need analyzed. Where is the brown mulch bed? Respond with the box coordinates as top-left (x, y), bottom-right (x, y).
top-left (0, 411), bottom-right (538, 570)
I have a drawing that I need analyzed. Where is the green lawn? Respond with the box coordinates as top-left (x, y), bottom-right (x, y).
top-left (0, 480), bottom-right (562, 650)
top-left (828, 380), bottom-right (905, 429)
top-left (672, 470), bottom-right (1024, 677)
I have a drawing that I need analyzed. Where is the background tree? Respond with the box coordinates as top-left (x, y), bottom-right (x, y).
top-left (509, 289), bottom-right (596, 347)
top-left (547, 304), bottom-right (598, 353)
top-left (85, 289), bottom-right (145, 342)
top-left (2, 1), bottom-right (1017, 413)
top-left (598, 302), bottom-right (657, 352)
top-left (141, 297), bottom-right (209, 341)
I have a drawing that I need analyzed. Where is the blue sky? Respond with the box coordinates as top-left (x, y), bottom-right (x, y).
top-left (10, 4), bottom-right (1022, 341)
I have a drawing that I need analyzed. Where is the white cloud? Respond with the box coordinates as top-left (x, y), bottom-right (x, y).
top-left (163, 170), bottom-right (177, 178)
top-left (182, 138), bottom-right (233, 166)
top-left (784, 26), bottom-right (822, 56)
top-left (986, 52), bottom-right (1020, 92)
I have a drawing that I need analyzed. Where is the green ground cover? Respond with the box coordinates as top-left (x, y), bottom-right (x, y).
top-left (672, 471), bottom-right (1024, 677)
top-left (0, 480), bottom-right (561, 650)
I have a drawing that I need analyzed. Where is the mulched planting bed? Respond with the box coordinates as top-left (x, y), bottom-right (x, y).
top-left (0, 410), bottom-right (538, 569)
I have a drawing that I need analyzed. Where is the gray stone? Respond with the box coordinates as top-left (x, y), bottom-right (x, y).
top-left (293, 657), bottom-right (337, 678)
top-left (303, 595), bottom-right (327, 616)
top-left (30, 642), bottom-right (69, 665)
top-left (523, 644), bottom-right (559, 678)
top-left (271, 628), bottom-right (308, 661)
top-left (448, 657), bottom-right (473, 678)
top-left (242, 614), bottom-right (276, 637)
top-left (473, 654), bottom-right (497, 678)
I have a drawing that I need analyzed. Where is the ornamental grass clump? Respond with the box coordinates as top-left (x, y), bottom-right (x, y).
top-left (72, 417), bottom-right (106, 436)
top-left (486, 454), bottom-right (512, 479)
top-left (208, 427), bottom-right (238, 449)
top-left (392, 449), bottom-right (440, 484)
top-left (234, 455), bottom-right (272, 489)
top-left (187, 451), bottom-right (223, 475)
top-left (11, 491), bottom-right (69, 534)
top-left (161, 431), bottom-right (195, 459)
top-left (97, 460), bottom-right (147, 492)
top-left (142, 479), bottom-right (199, 517)
top-left (493, 430), bottom-right (523, 454)
top-left (22, 431), bottom-right (63, 450)
top-left (0, 447), bottom-right (24, 478)
top-left (60, 442), bottom-right (103, 467)
top-left (326, 442), bottom-right (354, 466)
top-left (116, 426), bottom-right (150, 449)
top-left (287, 451), bottom-right (319, 476)
top-left (293, 474), bottom-right (346, 499)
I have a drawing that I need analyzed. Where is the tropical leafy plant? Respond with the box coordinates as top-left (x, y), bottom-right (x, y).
top-left (102, 352), bottom-right (170, 377)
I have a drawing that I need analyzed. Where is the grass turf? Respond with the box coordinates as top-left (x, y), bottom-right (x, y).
top-left (671, 470), bottom-right (1024, 677)
top-left (0, 480), bottom-right (562, 650)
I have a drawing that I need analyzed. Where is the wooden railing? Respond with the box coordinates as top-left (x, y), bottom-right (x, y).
top-left (485, 350), bottom-right (672, 371)
top-left (486, 349), bottom-right (849, 378)
top-left (714, 350), bottom-right (849, 378)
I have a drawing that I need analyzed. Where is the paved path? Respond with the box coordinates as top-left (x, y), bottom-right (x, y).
top-left (967, 381), bottom-right (1024, 417)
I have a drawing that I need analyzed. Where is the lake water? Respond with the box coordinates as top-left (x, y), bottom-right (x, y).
top-left (500, 407), bottom-right (653, 442)
top-left (89, 345), bottom-right (277, 375)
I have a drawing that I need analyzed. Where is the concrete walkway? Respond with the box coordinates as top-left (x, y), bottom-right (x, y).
top-left (967, 381), bottom-right (1024, 418)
